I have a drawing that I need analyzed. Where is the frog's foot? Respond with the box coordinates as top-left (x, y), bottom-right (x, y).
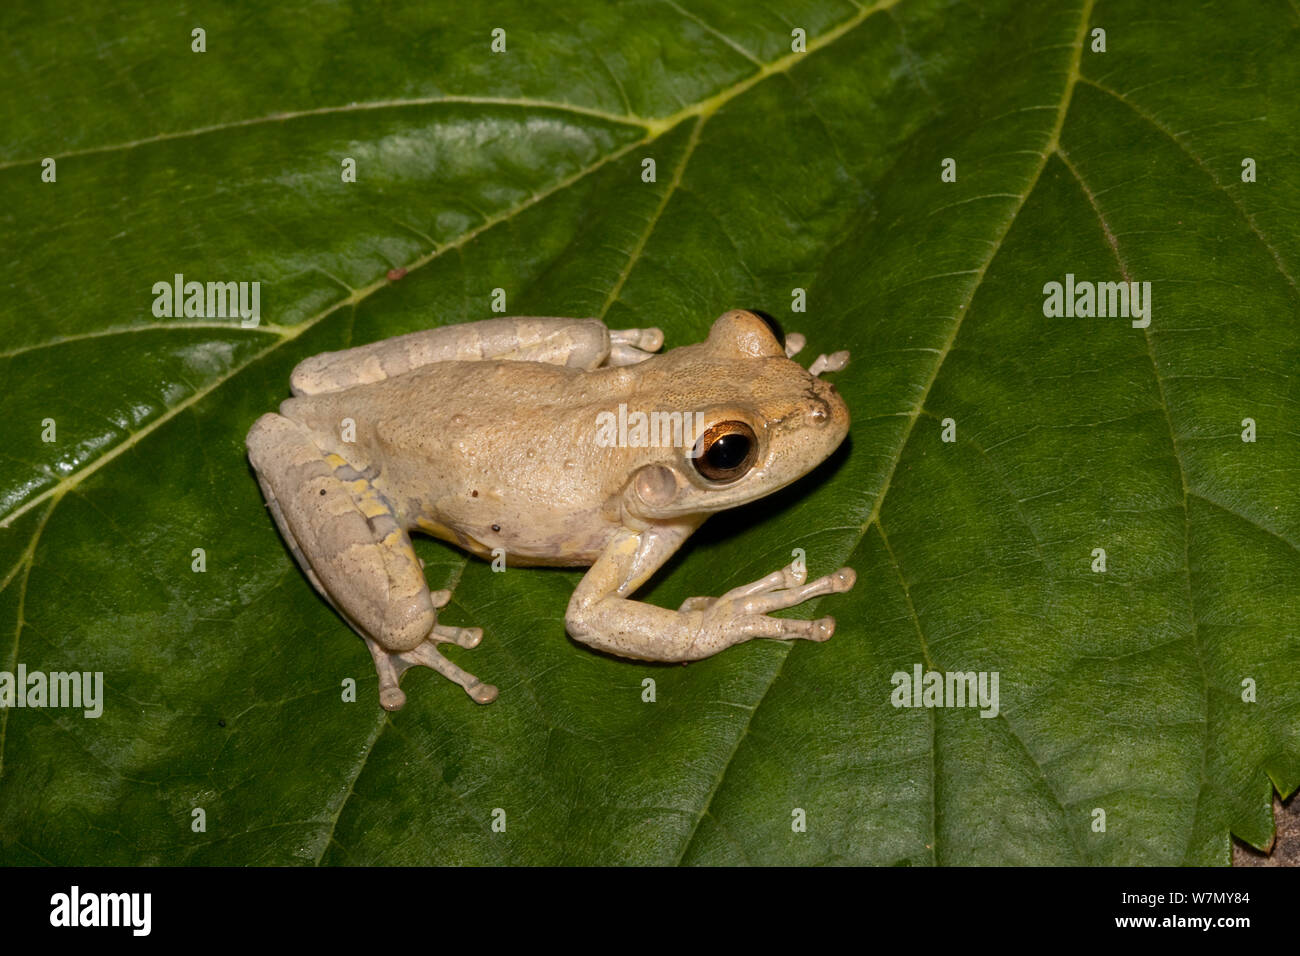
top-left (808, 350), bottom-right (850, 377)
top-left (784, 332), bottom-right (806, 359)
top-left (366, 633), bottom-right (499, 712)
top-left (679, 562), bottom-right (857, 643)
top-left (606, 326), bottom-right (664, 366)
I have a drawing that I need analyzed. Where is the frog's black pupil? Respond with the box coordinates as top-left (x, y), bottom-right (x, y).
top-left (707, 433), bottom-right (750, 471)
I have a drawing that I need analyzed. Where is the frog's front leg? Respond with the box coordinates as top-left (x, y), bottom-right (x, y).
top-left (565, 523), bottom-right (856, 662)
top-left (246, 413), bottom-right (496, 710)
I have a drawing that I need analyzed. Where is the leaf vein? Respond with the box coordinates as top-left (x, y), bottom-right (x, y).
top-left (1078, 76), bottom-right (1299, 299)
top-left (600, 116), bottom-right (708, 318)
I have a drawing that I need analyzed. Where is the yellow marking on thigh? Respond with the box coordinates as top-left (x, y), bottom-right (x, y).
top-left (358, 497), bottom-right (390, 519)
top-left (416, 515), bottom-right (457, 539)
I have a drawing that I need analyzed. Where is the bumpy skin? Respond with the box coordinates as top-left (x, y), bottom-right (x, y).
top-left (246, 310), bottom-right (855, 710)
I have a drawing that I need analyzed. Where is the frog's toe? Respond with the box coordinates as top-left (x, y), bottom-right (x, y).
top-left (611, 326), bottom-right (664, 352)
top-left (395, 639), bottom-right (499, 706)
top-left (784, 332), bottom-right (806, 358)
top-left (759, 614), bottom-right (836, 642)
top-left (607, 344), bottom-right (658, 366)
top-left (380, 685), bottom-right (407, 711)
top-left (808, 616), bottom-right (836, 642)
top-left (363, 627), bottom-right (497, 709)
top-left (679, 561), bottom-right (826, 613)
top-left (433, 623), bottom-right (483, 648)
top-left (741, 563), bottom-right (808, 594)
top-left (679, 595), bottom-right (717, 612)
top-left (365, 636), bottom-right (409, 711)
top-left (808, 350), bottom-right (850, 377)
top-left (606, 326), bottom-right (664, 366)
top-left (735, 566), bottom-right (856, 616)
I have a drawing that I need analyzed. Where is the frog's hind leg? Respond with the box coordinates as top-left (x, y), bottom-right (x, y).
top-left (246, 412), bottom-right (497, 711)
top-left (289, 316), bottom-right (663, 395)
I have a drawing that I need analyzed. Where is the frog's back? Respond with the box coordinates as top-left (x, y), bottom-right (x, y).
top-left (278, 359), bottom-right (642, 563)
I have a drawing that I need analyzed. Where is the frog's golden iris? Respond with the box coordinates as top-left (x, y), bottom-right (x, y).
top-left (692, 420), bottom-right (758, 483)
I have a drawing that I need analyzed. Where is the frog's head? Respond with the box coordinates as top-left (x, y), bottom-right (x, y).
top-left (622, 309), bottom-right (850, 522)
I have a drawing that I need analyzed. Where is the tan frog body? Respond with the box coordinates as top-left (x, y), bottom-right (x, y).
top-left (246, 310), bottom-right (855, 710)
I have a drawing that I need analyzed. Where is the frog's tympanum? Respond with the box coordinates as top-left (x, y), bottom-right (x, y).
top-left (247, 310), bottom-right (856, 710)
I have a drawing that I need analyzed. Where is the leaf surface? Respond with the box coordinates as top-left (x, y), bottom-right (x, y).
top-left (1, 0), bottom-right (1297, 865)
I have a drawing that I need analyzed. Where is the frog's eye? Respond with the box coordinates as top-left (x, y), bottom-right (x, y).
top-left (691, 421), bottom-right (758, 483)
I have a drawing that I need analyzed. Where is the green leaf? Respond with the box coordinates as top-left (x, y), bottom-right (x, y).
top-left (2, 0), bottom-right (1297, 865)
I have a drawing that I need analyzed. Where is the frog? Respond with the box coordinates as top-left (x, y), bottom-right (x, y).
top-left (245, 309), bottom-right (856, 711)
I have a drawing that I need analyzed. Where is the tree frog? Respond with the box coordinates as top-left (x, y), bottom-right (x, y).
top-left (246, 310), bottom-right (856, 710)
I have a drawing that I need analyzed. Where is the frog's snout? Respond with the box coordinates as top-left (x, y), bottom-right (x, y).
top-left (808, 377), bottom-right (850, 435)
